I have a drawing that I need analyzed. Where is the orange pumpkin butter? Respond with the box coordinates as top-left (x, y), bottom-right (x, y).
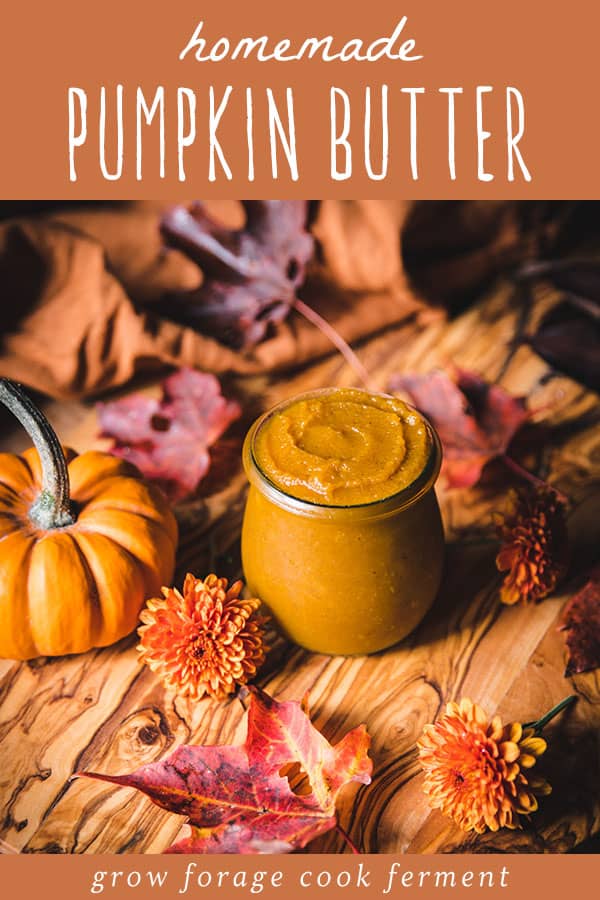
top-left (242, 388), bottom-right (444, 655)
top-left (0, 379), bottom-right (178, 660)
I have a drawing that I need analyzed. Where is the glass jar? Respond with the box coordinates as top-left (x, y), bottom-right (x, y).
top-left (241, 388), bottom-right (444, 655)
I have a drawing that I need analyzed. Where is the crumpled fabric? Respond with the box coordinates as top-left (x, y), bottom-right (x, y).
top-left (0, 199), bottom-right (559, 400)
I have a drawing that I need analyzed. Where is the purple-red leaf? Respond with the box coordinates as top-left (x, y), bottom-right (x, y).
top-left (79, 687), bottom-right (371, 854)
top-left (159, 201), bottom-right (314, 348)
top-left (389, 368), bottom-right (530, 488)
top-left (519, 259), bottom-right (600, 306)
top-left (97, 368), bottom-right (240, 503)
top-left (525, 299), bottom-right (600, 393)
top-left (517, 259), bottom-right (600, 390)
top-left (558, 565), bottom-right (600, 676)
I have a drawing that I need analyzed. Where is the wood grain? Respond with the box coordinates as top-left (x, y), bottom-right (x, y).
top-left (0, 277), bottom-right (599, 854)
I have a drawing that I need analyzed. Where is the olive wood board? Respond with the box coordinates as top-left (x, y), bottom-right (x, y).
top-left (0, 280), bottom-right (599, 854)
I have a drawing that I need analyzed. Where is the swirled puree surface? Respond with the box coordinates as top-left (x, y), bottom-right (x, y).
top-left (253, 389), bottom-right (430, 506)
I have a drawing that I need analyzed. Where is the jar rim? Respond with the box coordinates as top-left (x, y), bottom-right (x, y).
top-left (243, 387), bottom-right (442, 520)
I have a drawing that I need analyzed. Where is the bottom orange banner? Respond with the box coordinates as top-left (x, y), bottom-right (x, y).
top-left (1, 853), bottom-right (597, 900)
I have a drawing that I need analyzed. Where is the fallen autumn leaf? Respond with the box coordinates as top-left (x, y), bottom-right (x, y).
top-left (160, 201), bottom-right (314, 348)
top-left (389, 368), bottom-right (530, 489)
top-left (97, 368), bottom-right (241, 503)
top-left (79, 686), bottom-right (372, 854)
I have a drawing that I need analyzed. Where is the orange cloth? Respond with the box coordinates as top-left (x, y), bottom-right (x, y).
top-left (0, 200), bottom-right (544, 400)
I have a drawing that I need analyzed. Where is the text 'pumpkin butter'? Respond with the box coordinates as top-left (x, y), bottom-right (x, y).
top-left (0, 378), bottom-right (177, 660)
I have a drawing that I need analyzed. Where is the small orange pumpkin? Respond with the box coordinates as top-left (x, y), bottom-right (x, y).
top-left (0, 378), bottom-right (178, 660)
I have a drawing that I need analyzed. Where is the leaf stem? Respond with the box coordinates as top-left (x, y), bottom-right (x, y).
top-left (293, 299), bottom-right (373, 390)
top-left (517, 256), bottom-right (600, 282)
top-left (501, 454), bottom-right (569, 505)
top-left (524, 695), bottom-right (577, 733)
top-left (335, 822), bottom-right (361, 855)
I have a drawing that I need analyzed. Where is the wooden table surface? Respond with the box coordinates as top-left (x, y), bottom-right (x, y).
top-left (0, 279), bottom-right (599, 855)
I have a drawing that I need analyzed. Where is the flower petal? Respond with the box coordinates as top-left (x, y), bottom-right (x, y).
top-left (499, 741), bottom-right (520, 763)
top-left (520, 736), bottom-right (547, 757)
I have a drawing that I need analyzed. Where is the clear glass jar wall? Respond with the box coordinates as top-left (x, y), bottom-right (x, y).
top-left (241, 389), bottom-right (445, 655)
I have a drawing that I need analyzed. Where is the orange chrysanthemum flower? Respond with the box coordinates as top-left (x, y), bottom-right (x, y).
top-left (418, 698), bottom-right (551, 834)
top-left (137, 574), bottom-right (268, 701)
top-left (495, 485), bottom-right (569, 606)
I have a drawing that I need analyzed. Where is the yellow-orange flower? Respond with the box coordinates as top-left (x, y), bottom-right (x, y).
top-left (417, 698), bottom-right (551, 833)
top-left (495, 485), bottom-right (568, 605)
top-left (137, 574), bottom-right (268, 700)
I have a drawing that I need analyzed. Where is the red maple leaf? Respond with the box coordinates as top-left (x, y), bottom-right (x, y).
top-left (159, 201), bottom-right (315, 348)
top-left (97, 368), bottom-right (240, 503)
top-left (558, 565), bottom-right (600, 676)
top-left (389, 368), bottom-right (530, 488)
top-left (79, 686), bottom-right (372, 854)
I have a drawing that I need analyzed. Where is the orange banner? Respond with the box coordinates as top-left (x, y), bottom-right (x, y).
top-left (0, 0), bottom-right (598, 198)
top-left (2, 853), bottom-right (600, 900)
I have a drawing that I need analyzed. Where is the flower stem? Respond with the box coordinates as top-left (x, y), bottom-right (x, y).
top-left (335, 822), bottom-right (361, 855)
top-left (293, 298), bottom-right (373, 390)
top-left (501, 455), bottom-right (569, 505)
top-left (0, 378), bottom-right (73, 528)
top-left (525, 695), bottom-right (577, 733)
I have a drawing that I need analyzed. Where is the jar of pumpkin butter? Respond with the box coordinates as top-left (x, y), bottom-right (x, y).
top-left (242, 388), bottom-right (444, 655)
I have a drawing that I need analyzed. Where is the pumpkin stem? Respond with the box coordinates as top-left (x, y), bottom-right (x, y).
top-left (0, 378), bottom-right (73, 528)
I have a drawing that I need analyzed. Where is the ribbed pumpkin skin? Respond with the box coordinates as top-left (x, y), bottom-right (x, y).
top-left (0, 448), bottom-right (177, 660)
